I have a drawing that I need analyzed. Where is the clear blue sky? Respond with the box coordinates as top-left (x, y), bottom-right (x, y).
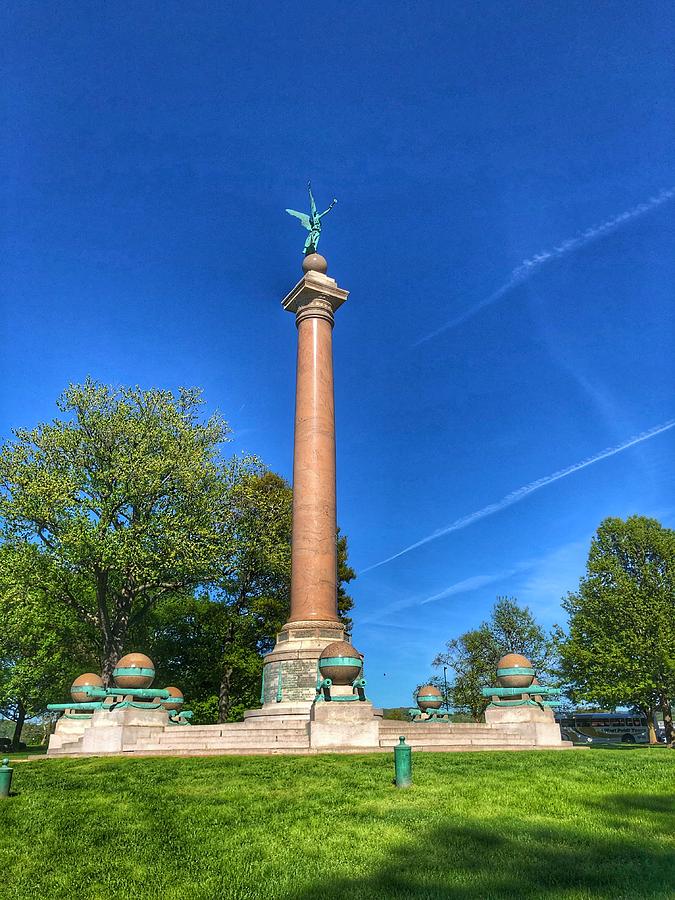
top-left (2, 3), bottom-right (674, 707)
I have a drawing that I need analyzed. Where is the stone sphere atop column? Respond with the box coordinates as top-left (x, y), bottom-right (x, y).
top-left (302, 253), bottom-right (328, 274)
top-left (163, 686), bottom-right (184, 710)
top-left (319, 641), bottom-right (363, 684)
top-left (113, 652), bottom-right (156, 689)
top-left (496, 653), bottom-right (535, 688)
top-left (417, 684), bottom-right (443, 711)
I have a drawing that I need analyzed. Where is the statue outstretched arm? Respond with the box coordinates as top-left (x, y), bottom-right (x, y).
top-left (319, 198), bottom-right (337, 218)
top-left (307, 181), bottom-right (317, 217)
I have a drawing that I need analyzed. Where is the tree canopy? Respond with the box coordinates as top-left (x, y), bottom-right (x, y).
top-left (558, 515), bottom-right (675, 744)
top-left (431, 597), bottom-right (554, 720)
top-left (0, 380), bottom-right (245, 682)
top-left (0, 381), bottom-right (357, 727)
top-left (0, 545), bottom-right (96, 748)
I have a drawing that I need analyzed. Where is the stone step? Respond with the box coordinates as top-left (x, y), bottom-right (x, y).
top-left (380, 723), bottom-right (494, 730)
top-left (379, 722), bottom-right (490, 731)
top-left (243, 706), bottom-right (312, 722)
top-left (384, 743), bottom-right (565, 753)
top-left (153, 740), bottom-right (311, 751)
top-left (157, 726), bottom-right (309, 740)
top-left (156, 731), bottom-right (309, 747)
top-left (52, 743), bottom-right (571, 757)
top-left (379, 734), bottom-right (526, 747)
top-left (380, 729), bottom-right (504, 739)
top-left (170, 723), bottom-right (309, 735)
top-left (155, 734), bottom-right (310, 748)
top-left (120, 747), bottom-right (321, 756)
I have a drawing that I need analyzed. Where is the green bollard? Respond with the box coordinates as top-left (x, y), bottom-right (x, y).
top-left (0, 759), bottom-right (13, 799)
top-left (394, 736), bottom-right (412, 788)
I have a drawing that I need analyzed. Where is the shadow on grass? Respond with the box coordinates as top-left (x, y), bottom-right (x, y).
top-left (290, 793), bottom-right (674, 900)
top-left (598, 792), bottom-right (674, 815)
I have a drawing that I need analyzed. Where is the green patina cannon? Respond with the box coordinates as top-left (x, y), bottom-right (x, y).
top-left (409, 684), bottom-right (450, 722)
top-left (480, 653), bottom-right (561, 708)
top-left (47, 652), bottom-right (192, 725)
top-left (315, 641), bottom-right (368, 702)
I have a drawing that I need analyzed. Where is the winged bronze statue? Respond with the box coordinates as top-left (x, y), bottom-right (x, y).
top-left (286, 182), bottom-right (337, 256)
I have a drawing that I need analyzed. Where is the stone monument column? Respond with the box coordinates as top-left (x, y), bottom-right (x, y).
top-left (252, 255), bottom-right (350, 713)
top-left (288, 269), bottom-right (341, 624)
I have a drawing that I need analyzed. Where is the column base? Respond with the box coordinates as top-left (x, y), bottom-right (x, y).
top-left (484, 703), bottom-right (568, 746)
top-left (257, 619), bottom-right (346, 707)
top-left (309, 700), bottom-right (380, 750)
top-left (48, 706), bottom-right (169, 755)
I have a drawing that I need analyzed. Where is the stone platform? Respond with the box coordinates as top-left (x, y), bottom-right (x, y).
top-left (48, 704), bottom-right (573, 757)
top-left (260, 619), bottom-right (346, 705)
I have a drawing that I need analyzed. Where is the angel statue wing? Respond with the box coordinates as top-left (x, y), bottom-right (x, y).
top-left (285, 209), bottom-right (311, 230)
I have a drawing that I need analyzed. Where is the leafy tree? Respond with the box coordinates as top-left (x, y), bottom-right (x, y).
top-left (141, 472), bottom-right (356, 723)
top-left (0, 381), bottom-right (357, 725)
top-left (558, 516), bottom-right (675, 745)
top-left (0, 379), bottom-right (247, 684)
top-left (0, 546), bottom-right (95, 748)
top-left (431, 597), bottom-right (554, 721)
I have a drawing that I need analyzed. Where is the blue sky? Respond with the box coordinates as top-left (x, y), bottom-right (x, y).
top-left (2, 3), bottom-right (674, 707)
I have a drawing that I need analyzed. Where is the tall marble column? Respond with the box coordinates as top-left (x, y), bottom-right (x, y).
top-left (288, 269), bottom-right (343, 623)
top-left (252, 255), bottom-right (350, 712)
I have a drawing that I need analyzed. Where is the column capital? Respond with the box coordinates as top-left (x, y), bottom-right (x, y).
top-left (282, 270), bottom-right (349, 326)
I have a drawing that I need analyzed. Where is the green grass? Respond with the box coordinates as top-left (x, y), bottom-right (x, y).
top-left (3, 746), bottom-right (47, 761)
top-left (1, 750), bottom-right (673, 900)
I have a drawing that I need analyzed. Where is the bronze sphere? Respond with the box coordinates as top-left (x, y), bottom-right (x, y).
top-left (302, 253), bottom-right (328, 274)
top-left (318, 640), bottom-right (363, 685)
top-left (163, 686), bottom-right (184, 711)
top-left (113, 652), bottom-right (156, 689)
top-left (70, 672), bottom-right (103, 703)
top-left (417, 684), bottom-right (443, 711)
top-left (496, 653), bottom-right (535, 688)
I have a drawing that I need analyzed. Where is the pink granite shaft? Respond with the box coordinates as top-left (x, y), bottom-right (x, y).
top-left (289, 305), bottom-right (338, 622)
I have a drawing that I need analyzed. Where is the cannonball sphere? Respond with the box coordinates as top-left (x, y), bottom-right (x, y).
top-left (70, 672), bottom-right (103, 703)
top-left (496, 653), bottom-right (535, 688)
top-left (417, 684), bottom-right (443, 711)
top-left (318, 641), bottom-right (363, 685)
top-left (302, 253), bottom-right (328, 274)
top-left (113, 652), bottom-right (155, 689)
top-left (164, 686), bottom-right (184, 711)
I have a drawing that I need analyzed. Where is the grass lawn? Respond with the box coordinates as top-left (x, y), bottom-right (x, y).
top-left (1, 750), bottom-right (673, 900)
top-left (2, 747), bottom-right (46, 762)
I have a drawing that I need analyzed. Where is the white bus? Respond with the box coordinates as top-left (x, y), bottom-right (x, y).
top-left (557, 712), bottom-right (649, 745)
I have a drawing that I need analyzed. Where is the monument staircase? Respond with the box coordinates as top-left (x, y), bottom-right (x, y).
top-left (49, 712), bottom-right (570, 757)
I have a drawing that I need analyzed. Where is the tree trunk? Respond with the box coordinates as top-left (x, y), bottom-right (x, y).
top-left (218, 666), bottom-right (234, 724)
top-left (647, 713), bottom-right (658, 745)
top-left (10, 701), bottom-right (26, 751)
top-left (101, 631), bottom-right (126, 687)
top-left (659, 695), bottom-right (674, 747)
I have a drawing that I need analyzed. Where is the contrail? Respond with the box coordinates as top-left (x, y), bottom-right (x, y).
top-left (418, 565), bottom-right (529, 606)
top-left (359, 568), bottom-right (523, 627)
top-left (415, 186), bottom-right (675, 346)
top-left (360, 418), bottom-right (675, 574)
